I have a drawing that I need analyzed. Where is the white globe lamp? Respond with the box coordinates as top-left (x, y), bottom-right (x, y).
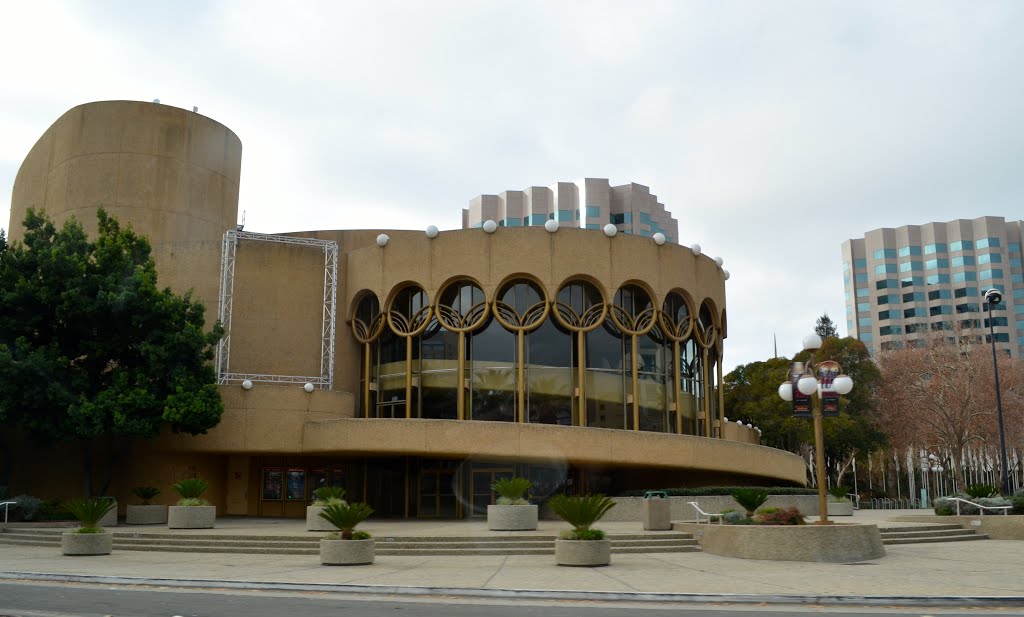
top-left (544, 219), bottom-right (559, 233)
top-left (376, 234), bottom-right (389, 247)
top-left (482, 220), bottom-right (498, 233)
top-left (797, 375), bottom-right (818, 396)
top-left (303, 382), bottom-right (315, 393)
top-left (425, 225), bottom-right (439, 239)
top-left (802, 333), bottom-right (823, 351)
top-left (691, 243), bottom-right (702, 256)
top-left (653, 232), bottom-right (666, 245)
top-left (833, 374), bottom-right (854, 395)
top-left (603, 223), bottom-right (617, 237)
top-left (241, 379), bottom-right (253, 390)
top-left (714, 256), bottom-right (723, 267)
top-left (778, 382), bottom-right (793, 401)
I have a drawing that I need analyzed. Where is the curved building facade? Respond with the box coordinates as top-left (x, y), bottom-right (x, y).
top-left (6, 101), bottom-right (805, 519)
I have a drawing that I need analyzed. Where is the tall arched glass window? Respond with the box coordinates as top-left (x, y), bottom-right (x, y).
top-left (553, 279), bottom-right (607, 427)
top-left (607, 284), bottom-right (657, 431)
top-left (384, 284), bottom-right (432, 419)
top-left (486, 278), bottom-right (548, 423)
top-left (660, 290), bottom-right (693, 435)
top-left (428, 279), bottom-right (487, 420)
top-left (352, 292), bottom-right (383, 418)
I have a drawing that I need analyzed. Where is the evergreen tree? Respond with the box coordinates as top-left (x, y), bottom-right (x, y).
top-left (815, 313), bottom-right (840, 339)
top-left (0, 209), bottom-right (224, 495)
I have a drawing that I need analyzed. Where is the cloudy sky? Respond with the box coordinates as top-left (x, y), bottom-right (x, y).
top-left (2, 1), bottom-right (1022, 372)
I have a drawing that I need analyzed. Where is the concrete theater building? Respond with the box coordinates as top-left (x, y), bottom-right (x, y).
top-left (5, 101), bottom-right (804, 519)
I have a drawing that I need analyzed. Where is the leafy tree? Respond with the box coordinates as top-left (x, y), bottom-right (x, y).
top-left (874, 326), bottom-right (1024, 489)
top-left (0, 209), bottom-right (224, 495)
top-left (815, 313), bottom-right (840, 340)
top-left (725, 337), bottom-right (886, 487)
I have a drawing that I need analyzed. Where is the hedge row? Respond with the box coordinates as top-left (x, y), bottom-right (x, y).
top-left (617, 487), bottom-right (818, 497)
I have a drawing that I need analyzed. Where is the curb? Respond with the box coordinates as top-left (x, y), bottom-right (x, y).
top-left (1, 571), bottom-right (1023, 607)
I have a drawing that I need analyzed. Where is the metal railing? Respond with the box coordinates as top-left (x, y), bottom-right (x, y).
top-left (943, 497), bottom-right (1011, 515)
top-left (869, 497), bottom-right (920, 509)
top-left (1, 501), bottom-right (15, 526)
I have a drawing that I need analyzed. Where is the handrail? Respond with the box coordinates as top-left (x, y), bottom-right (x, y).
top-left (0, 501), bottom-right (15, 526)
top-left (944, 496), bottom-right (1011, 516)
top-left (687, 501), bottom-right (724, 525)
top-left (847, 493), bottom-right (860, 510)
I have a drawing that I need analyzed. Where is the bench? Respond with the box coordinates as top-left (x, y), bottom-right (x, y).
top-left (688, 501), bottom-right (725, 524)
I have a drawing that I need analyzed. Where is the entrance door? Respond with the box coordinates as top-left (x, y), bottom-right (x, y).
top-left (418, 469), bottom-right (457, 517)
top-left (470, 468), bottom-right (514, 517)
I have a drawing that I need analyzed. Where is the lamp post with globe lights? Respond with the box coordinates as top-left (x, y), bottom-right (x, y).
top-left (983, 287), bottom-right (1011, 496)
top-left (777, 333), bottom-right (854, 524)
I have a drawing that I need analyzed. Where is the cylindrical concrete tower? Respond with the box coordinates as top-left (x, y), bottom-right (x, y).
top-left (8, 100), bottom-right (242, 321)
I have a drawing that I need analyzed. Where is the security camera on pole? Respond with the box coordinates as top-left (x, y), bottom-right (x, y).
top-left (777, 333), bottom-right (854, 524)
top-left (984, 287), bottom-right (1011, 496)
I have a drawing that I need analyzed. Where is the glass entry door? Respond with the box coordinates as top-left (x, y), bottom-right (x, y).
top-left (418, 469), bottom-right (457, 517)
top-left (470, 468), bottom-right (514, 517)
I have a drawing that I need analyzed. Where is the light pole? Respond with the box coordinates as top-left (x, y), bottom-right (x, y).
top-left (777, 333), bottom-right (854, 524)
top-left (984, 288), bottom-right (1011, 496)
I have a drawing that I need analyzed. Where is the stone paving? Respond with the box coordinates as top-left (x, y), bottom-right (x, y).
top-left (1, 509), bottom-right (1021, 599)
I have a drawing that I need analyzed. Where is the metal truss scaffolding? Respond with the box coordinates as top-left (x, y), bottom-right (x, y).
top-left (215, 229), bottom-right (339, 389)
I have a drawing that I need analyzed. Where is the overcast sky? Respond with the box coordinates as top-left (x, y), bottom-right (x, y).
top-left (2, 1), bottom-right (1022, 373)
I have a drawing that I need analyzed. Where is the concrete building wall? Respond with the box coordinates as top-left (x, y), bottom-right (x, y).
top-left (9, 100), bottom-right (242, 319)
top-left (843, 217), bottom-right (1023, 357)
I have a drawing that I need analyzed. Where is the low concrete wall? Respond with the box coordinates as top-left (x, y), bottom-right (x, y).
top-left (589, 495), bottom-right (820, 522)
top-left (677, 522), bottom-right (885, 563)
top-left (887, 515), bottom-right (1024, 540)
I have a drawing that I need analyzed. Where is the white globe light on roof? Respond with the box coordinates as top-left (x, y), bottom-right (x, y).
top-left (303, 382), bottom-right (314, 393)
top-left (691, 244), bottom-right (702, 256)
top-left (603, 223), bottom-right (617, 237)
top-left (653, 232), bottom-right (666, 245)
top-left (723, 270), bottom-right (730, 281)
top-left (376, 234), bottom-right (389, 247)
top-left (241, 379), bottom-right (253, 390)
top-left (425, 225), bottom-right (439, 238)
top-left (483, 220), bottom-right (497, 233)
top-left (544, 219), bottom-right (559, 233)
top-left (714, 256), bottom-right (723, 267)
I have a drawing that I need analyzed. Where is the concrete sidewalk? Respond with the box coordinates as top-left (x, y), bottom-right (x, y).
top-left (1, 510), bottom-right (1022, 604)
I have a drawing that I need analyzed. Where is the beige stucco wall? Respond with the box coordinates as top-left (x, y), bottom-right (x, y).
top-left (8, 100), bottom-right (241, 321)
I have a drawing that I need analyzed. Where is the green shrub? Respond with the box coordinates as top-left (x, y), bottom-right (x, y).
top-left (731, 488), bottom-right (769, 517)
top-left (559, 528), bottom-right (605, 540)
top-left (11, 495), bottom-right (42, 521)
top-left (131, 486), bottom-right (160, 505)
top-left (723, 511), bottom-right (748, 524)
top-left (1011, 493), bottom-right (1024, 515)
top-left (965, 484), bottom-right (997, 499)
top-left (753, 506), bottom-right (805, 526)
top-left (935, 505), bottom-right (954, 516)
top-left (177, 497), bottom-right (211, 507)
top-left (313, 486), bottom-right (346, 504)
top-left (318, 501), bottom-right (374, 539)
top-left (172, 478), bottom-right (208, 502)
top-left (492, 477), bottom-right (531, 505)
top-left (755, 506), bottom-right (780, 515)
top-left (827, 485), bottom-right (851, 501)
top-left (0, 486), bottom-right (7, 500)
top-left (548, 494), bottom-right (615, 539)
top-left (617, 486), bottom-right (816, 497)
top-left (63, 497), bottom-right (116, 531)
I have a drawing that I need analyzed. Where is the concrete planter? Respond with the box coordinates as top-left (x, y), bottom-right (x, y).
top-left (554, 538), bottom-right (611, 567)
top-left (487, 504), bottom-right (538, 531)
top-left (306, 505), bottom-right (337, 531)
top-left (696, 523), bottom-right (885, 563)
top-left (62, 531), bottom-right (113, 555)
top-left (320, 538), bottom-right (375, 565)
top-left (167, 505), bottom-right (216, 529)
top-left (828, 500), bottom-right (854, 516)
top-left (126, 505), bottom-right (167, 525)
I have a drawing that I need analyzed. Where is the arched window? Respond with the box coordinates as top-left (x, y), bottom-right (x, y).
top-left (425, 279), bottom-right (488, 420)
top-left (382, 284), bottom-right (432, 419)
top-left (352, 292), bottom-right (383, 418)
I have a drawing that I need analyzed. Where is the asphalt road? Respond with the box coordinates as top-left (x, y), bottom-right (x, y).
top-left (2, 582), bottom-right (1024, 617)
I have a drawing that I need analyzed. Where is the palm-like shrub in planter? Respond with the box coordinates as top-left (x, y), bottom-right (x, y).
top-left (318, 501), bottom-right (375, 565)
top-left (965, 484), bottom-right (997, 499)
top-left (487, 477), bottom-right (537, 531)
top-left (493, 477), bottom-right (531, 505)
top-left (827, 486), bottom-right (851, 501)
top-left (61, 498), bottom-right (116, 555)
top-left (731, 488), bottom-right (769, 517)
top-left (548, 494), bottom-right (616, 566)
top-left (126, 486), bottom-right (167, 525)
top-left (168, 478), bottom-right (215, 529)
top-left (307, 486), bottom-right (348, 531)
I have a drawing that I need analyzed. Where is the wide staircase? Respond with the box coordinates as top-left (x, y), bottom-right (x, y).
top-left (0, 528), bottom-right (699, 556)
top-left (877, 523), bottom-right (988, 545)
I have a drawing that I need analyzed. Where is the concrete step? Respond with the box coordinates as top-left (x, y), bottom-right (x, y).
top-left (884, 533), bottom-right (989, 545)
top-left (877, 524), bottom-right (965, 534)
top-left (0, 529), bottom-right (699, 556)
top-left (879, 528), bottom-right (979, 540)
